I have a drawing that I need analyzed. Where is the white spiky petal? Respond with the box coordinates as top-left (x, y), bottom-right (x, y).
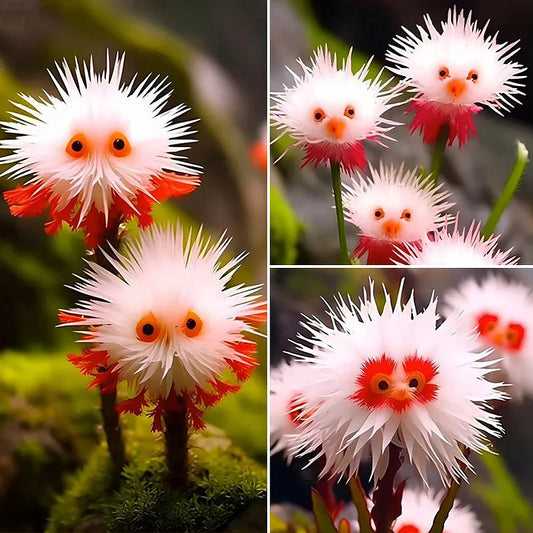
top-left (63, 225), bottom-right (263, 399)
top-left (271, 46), bottom-right (401, 149)
top-left (0, 52), bottom-right (200, 222)
top-left (270, 359), bottom-right (318, 461)
top-left (386, 7), bottom-right (526, 113)
top-left (394, 218), bottom-right (518, 266)
top-left (443, 275), bottom-right (533, 401)
top-left (342, 163), bottom-right (454, 242)
top-left (287, 280), bottom-right (506, 487)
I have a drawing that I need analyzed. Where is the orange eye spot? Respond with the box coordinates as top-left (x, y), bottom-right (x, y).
top-left (313, 108), bottom-right (326, 122)
top-left (182, 311), bottom-right (203, 338)
top-left (66, 133), bottom-right (89, 158)
top-left (344, 105), bottom-right (355, 119)
top-left (438, 66), bottom-right (450, 80)
top-left (405, 370), bottom-right (426, 392)
top-left (374, 207), bottom-right (385, 220)
top-left (478, 313), bottom-right (499, 336)
top-left (370, 373), bottom-right (392, 395)
top-left (506, 323), bottom-right (525, 351)
top-left (401, 209), bottom-right (412, 221)
top-left (136, 313), bottom-right (162, 342)
top-left (109, 132), bottom-right (131, 157)
top-left (467, 69), bottom-right (479, 83)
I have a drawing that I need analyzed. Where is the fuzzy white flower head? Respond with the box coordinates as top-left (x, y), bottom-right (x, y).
top-left (63, 225), bottom-right (264, 400)
top-left (394, 218), bottom-right (518, 266)
top-left (443, 275), bottom-right (533, 401)
top-left (270, 359), bottom-right (320, 461)
top-left (288, 280), bottom-right (505, 486)
top-left (0, 52), bottom-right (200, 224)
top-left (386, 7), bottom-right (525, 112)
top-left (343, 163), bottom-right (453, 243)
top-left (271, 46), bottom-right (401, 172)
top-left (392, 489), bottom-right (482, 533)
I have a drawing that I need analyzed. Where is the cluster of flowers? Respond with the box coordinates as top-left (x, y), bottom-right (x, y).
top-left (271, 8), bottom-right (526, 265)
top-left (0, 53), bottom-right (266, 434)
top-left (271, 274), bottom-right (533, 531)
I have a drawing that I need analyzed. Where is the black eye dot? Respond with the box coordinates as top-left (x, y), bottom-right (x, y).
top-left (113, 138), bottom-right (126, 151)
top-left (71, 140), bottom-right (83, 152)
top-left (186, 318), bottom-right (197, 330)
top-left (378, 380), bottom-right (389, 391)
top-left (404, 212), bottom-right (411, 219)
top-left (142, 323), bottom-right (155, 336)
top-left (314, 112), bottom-right (323, 120)
top-left (375, 210), bottom-right (382, 217)
top-left (471, 73), bottom-right (478, 80)
top-left (439, 70), bottom-right (447, 77)
top-left (347, 108), bottom-right (354, 115)
top-left (409, 378), bottom-right (419, 388)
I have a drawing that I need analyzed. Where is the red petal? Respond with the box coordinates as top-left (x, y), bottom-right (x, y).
top-left (116, 388), bottom-right (149, 415)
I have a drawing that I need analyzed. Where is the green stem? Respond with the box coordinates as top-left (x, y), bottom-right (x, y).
top-left (481, 141), bottom-right (529, 240)
top-left (429, 125), bottom-right (450, 186)
top-left (349, 475), bottom-right (374, 533)
top-left (330, 161), bottom-right (350, 264)
top-left (428, 448), bottom-right (470, 533)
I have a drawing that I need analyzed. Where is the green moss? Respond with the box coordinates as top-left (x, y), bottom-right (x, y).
top-left (48, 427), bottom-right (266, 533)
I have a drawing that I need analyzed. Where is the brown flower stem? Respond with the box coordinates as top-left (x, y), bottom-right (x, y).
top-left (371, 444), bottom-right (404, 533)
top-left (428, 447), bottom-right (471, 533)
top-left (93, 219), bottom-right (127, 475)
top-left (349, 475), bottom-right (374, 533)
top-left (164, 395), bottom-right (189, 488)
top-left (429, 124), bottom-right (449, 186)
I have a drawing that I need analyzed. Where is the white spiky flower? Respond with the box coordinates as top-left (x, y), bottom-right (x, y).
top-left (342, 163), bottom-right (454, 265)
top-left (270, 359), bottom-right (320, 461)
top-left (1, 52), bottom-right (201, 247)
top-left (394, 217), bottom-right (519, 266)
top-left (288, 280), bottom-right (506, 486)
top-left (386, 7), bottom-right (526, 146)
top-left (392, 489), bottom-right (482, 533)
top-left (61, 225), bottom-right (265, 429)
top-left (443, 275), bottom-right (533, 401)
top-left (335, 489), bottom-right (482, 533)
top-left (271, 46), bottom-right (401, 173)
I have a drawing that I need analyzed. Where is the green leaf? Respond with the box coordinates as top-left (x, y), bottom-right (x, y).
top-left (311, 488), bottom-right (338, 533)
top-left (473, 452), bottom-right (533, 533)
top-left (270, 183), bottom-right (302, 265)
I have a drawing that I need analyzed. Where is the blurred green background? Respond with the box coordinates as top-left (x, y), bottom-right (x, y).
top-left (0, 1), bottom-right (267, 531)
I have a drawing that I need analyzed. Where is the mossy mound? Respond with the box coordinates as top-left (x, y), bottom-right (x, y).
top-left (47, 426), bottom-right (266, 533)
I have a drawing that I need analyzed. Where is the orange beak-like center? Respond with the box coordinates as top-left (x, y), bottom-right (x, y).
top-left (389, 384), bottom-right (412, 401)
top-left (446, 78), bottom-right (467, 100)
top-left (326, 117), bottom-right (346, 140)
top-left (383, 219), bottom-right (402, 239)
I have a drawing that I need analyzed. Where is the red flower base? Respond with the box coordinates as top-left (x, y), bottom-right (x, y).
top-left (408, 100), bottom-right (482, 147)
top-left (4, 171), bottom-right (199, 248)
top-left (301, 140), bottom-right (367, 174)
top-left (353, 236), bottom-right (420, 265)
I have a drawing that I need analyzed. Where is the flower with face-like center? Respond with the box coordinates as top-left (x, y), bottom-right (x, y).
top-left (60, 225), bottom-right (266, 430)
top-left (386, 8), bottom-right (526, 146)
top-left (443, 275), bottom-right (533, 400)
top-left (270, 359), bottom-right (322, 461)
top-left (1, 53), bottom-right (201, 247)
top-left (342, 163), bottom-right (454, 264)
top-left (287, 280), bottom-right (505, 486)
top-left (271, 46), bottom-right (401, 173)
top-left (394, 217), bottom-right (518, 266)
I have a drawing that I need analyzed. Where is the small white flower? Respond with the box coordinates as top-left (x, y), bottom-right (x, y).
top-left (1, 53), bottom-right (201, 246)
top-left (271, 46), bottom-right (401, 173)
top-left (392, 489), bottom-right (482, 533)
top-left (394, 217), bottom-right (518, 266)
top-left (443, 275), bottom-right (533, 401)
top-left (342, 163), bottom-right (453, 264)
top-left (386, 8), bottom-right (526, 146)
top-left (270, 359), bottom-right (320, 461)
top-left (287, 280), bottom-right (505, 486)
top-left (62, 225), bottom-right (265, 428)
